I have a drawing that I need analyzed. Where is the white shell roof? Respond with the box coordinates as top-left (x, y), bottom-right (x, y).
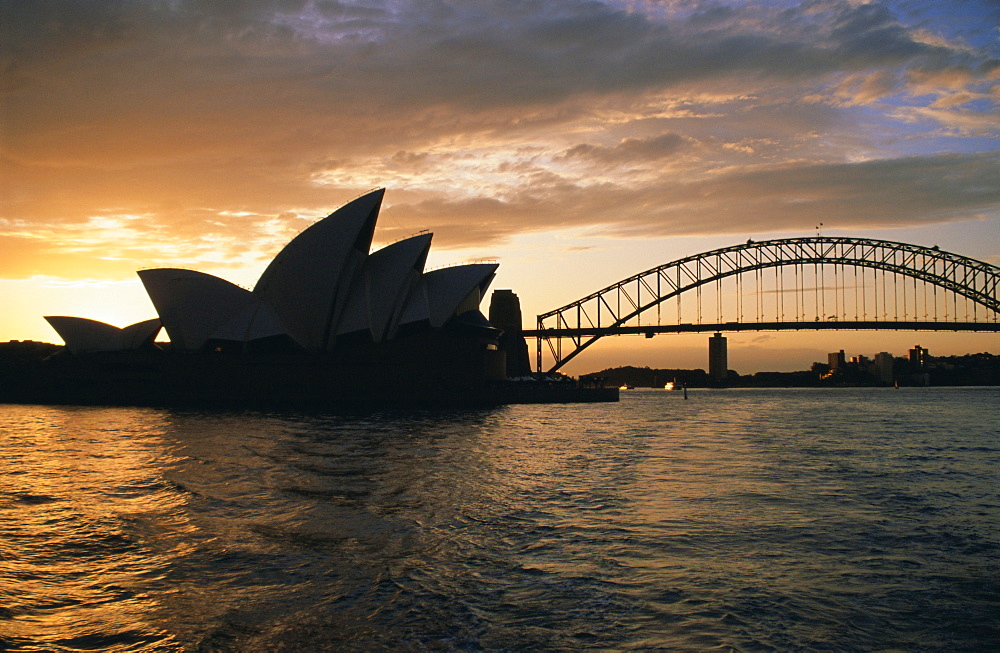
top-left (399, 263), bottom-right (498, 329)
top-left (209, 299), bottom-right (287, 343)
top-left (138, 268), bottom-right (254, 351)
top-left (47, 190), bottom-right (501, 354)
top-left (44, 316), bottom-right (160, 354)
top-left (119, 318), bottom-right (163, 349)
top-left (254, 188), bottom-right (383, 351)
top-left (336, 233), bottom-right (432, 342)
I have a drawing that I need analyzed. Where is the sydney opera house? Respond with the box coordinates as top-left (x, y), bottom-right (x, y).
top-left (9, 189), bottom-right (560, 406)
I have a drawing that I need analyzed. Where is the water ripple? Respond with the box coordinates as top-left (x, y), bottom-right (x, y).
top-left (1, 388), bottom-right (999, 650)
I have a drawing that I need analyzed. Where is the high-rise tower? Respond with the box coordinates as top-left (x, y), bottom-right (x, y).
top-left (709, 332), bottom-right (728, 383)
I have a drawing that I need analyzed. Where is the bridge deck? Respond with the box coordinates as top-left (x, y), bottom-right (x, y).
top-left (524, 321), bottom-right (999, 338)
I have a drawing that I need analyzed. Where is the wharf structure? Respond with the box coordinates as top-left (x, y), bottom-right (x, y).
top-left (2, 190), bottom-right (615, 407)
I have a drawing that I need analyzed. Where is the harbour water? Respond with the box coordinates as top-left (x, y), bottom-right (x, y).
top-left (1, 387), bottom-right (998, 651)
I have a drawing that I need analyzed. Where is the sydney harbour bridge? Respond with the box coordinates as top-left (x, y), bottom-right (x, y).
top-left (522, 237), bottom-right (1000, 374)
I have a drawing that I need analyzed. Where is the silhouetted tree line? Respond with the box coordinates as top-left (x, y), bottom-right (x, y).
top-left (919, 353), bottom-right (1000, 386)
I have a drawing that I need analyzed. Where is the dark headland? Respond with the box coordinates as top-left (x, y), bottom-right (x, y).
top-left (0, 338), bottom-right (617, 409)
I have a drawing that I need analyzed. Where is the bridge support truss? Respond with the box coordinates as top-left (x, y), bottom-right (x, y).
top-left (528, 237), bottom-right (1000, 373)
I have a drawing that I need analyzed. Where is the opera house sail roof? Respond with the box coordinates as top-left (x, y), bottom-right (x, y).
top-left (253, 189), bottom-right (383, 352)
top-left (137, 268), bottom-right (256, 352)
top-left (335, 232), bottom-right (433, 343)
top-left (22, 188), bottom-right (623, 406)
top-left (43, 316), bottom-right (161, 355)
top-left (399, 263), bottom-right (499, 329)
top-left (45, 188), bottom-right (501, 359)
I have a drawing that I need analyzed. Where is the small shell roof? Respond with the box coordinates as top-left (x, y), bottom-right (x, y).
top-left (138, 268), bottom-right (255, 352)
top-left (336, 233), bottom-right (432, 342)
top-left (399, 263), bottom-right (498, 328)
top-left (44, 316), bottom-right (160, 354)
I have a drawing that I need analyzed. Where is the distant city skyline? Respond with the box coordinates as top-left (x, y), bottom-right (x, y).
top-left (566, 330), bottom-right (995, 377)
top-left (3, 1), bottom-right (998, 370)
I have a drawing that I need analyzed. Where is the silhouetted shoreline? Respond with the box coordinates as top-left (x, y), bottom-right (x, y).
top-left (585, 353), bottom-right (1000, 389)
top-left (0, 340), bottom-right (617, 408)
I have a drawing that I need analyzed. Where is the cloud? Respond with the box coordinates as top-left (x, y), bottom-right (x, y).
top-left (599, 152), bottom-right (1000, 237)
top-left (1, 0), bottom-right (997, 280)
top-left (372, 151), bottom-right (1000, 247)
top-left (6, 1), bottom-right (988, 167)
top-left (561, 133), bottom-right (692, 163)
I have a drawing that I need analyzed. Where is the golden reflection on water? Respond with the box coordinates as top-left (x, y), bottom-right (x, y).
top-left (0, 405), bottom-right (185, 649)
top-left (0, 394), bottom-right (851, 646)
top-left (2, 388), bottom-right (997, 651)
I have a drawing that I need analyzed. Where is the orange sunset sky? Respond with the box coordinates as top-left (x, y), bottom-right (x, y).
top-left (2, 0), bottom-right (998, 374)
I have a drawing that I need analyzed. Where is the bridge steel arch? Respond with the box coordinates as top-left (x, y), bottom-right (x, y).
top-left (532, 237), bottom-right (1000, 373)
